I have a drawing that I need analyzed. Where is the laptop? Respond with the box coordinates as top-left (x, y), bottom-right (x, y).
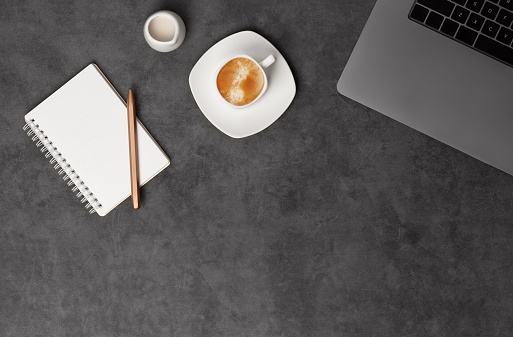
top-left (337, 0), bottom-right (513, 175)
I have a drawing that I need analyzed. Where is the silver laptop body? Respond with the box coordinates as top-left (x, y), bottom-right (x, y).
top-left (338, 0), bottom-right (513, 175)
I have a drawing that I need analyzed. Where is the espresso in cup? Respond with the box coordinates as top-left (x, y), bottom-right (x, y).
top-left (215, 55), bottom-right (275, 108)
top-left (216, 57), bottom-right (265, 106)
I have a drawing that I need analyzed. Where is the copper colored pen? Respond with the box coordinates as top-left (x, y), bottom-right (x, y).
top-left (127, 89), bottom-right (140, 209)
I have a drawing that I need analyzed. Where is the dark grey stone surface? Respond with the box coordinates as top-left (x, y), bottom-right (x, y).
top-left (2, 0), bottom-right (513, 336)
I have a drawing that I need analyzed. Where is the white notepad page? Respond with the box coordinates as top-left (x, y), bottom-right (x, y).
top-left (25, 64), bottom-right (170, 216)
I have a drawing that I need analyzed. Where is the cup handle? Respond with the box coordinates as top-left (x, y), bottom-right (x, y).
top-left (259, 55), bottom-right (275, 69)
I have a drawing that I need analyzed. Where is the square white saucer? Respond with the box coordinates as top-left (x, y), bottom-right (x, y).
top-left (189, 31), bottom-right (296, 138)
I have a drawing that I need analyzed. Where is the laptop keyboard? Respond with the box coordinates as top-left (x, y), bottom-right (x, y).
top-left (409, 0), bottom-right (513, 67)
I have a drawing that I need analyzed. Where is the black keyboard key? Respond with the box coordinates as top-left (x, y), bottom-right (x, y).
top-left (482, 20), bottom-right (500, 37)
top-left (426, 11), bottom-right (445, 29)
top-left (453, 0), bottom-right (467, 5)
top-left (452, 6), bottom-right (471, 23)
top-left (481, 2), bottom-right (500, 19)
top-left (466, 0), bottom-right (485, 12)
top-left (467, 12), bottom-right (486, 30)
top-left (475, 34), bottom-right (513, 65)
top-left (456, 25), bottom-right (479, 44)
top-left (497, 26), bottom-right (513, 44)
top-left (499, 0), bottom-right (513, 10)
top-left (497, 8), bottom-right (513, 26)
top-left (441, 18), bottom-right (460, 36)
top-left (418, 0), bottom-right (455, 16)
top-left (489, 0), bottom-right (500, 3)
top-left (410, 4), bottom-right (430, 22)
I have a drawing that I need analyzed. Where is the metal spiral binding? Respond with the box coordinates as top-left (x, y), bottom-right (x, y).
top-left (23, 119), bottom-right (102, 214)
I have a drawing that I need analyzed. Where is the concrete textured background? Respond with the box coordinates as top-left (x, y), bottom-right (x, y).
top-left (2, 0), bottom-right (513, 336)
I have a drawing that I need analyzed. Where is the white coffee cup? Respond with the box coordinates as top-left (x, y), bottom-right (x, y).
top-left (214, 54), bottom-right (275, 109)
top-left (143, 11), bottom-right (186, 52)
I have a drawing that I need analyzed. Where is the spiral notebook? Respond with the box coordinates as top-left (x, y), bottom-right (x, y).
top-left (23, 64), bottom-right (170, 216)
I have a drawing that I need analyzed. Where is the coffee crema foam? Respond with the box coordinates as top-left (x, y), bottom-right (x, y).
top-left (216, 57), bottom-right (265, 106)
